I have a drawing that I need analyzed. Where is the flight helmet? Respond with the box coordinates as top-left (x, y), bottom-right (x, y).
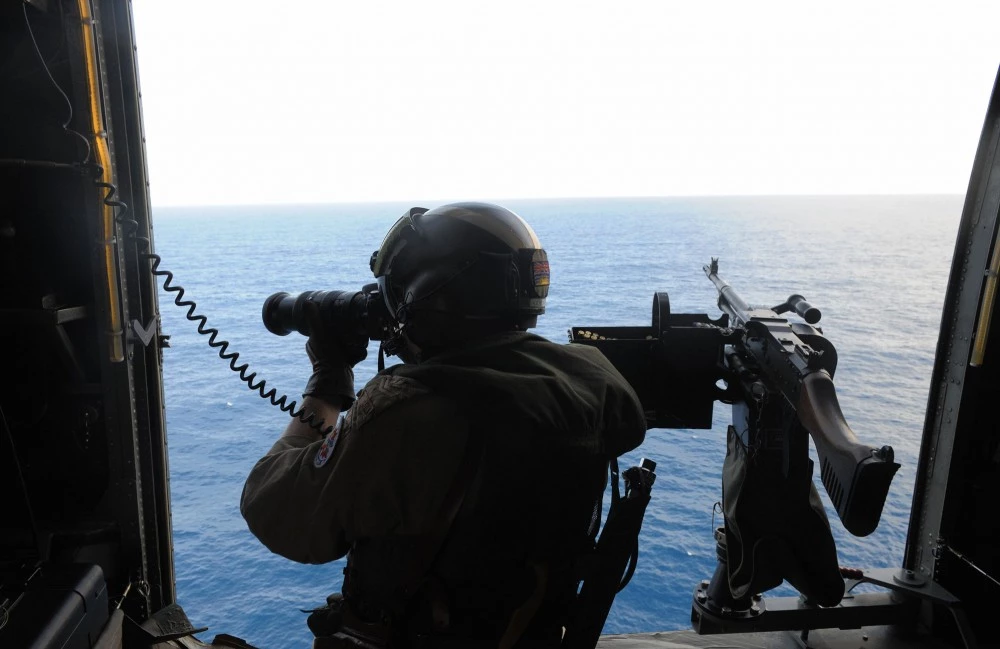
top-left (370, 202), bottom-right (549, 351)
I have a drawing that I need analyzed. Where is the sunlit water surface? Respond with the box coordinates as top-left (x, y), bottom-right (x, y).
top-left (154, 195), bottom-right (960, 647)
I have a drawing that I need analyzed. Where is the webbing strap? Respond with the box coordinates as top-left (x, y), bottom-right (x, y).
top-left (396, 425), bottom-right (485, 604)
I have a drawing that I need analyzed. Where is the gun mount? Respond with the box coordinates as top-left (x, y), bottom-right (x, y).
top-left (570, 259), bottom-right (903, 634)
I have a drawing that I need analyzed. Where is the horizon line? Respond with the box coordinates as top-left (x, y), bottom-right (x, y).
top-left (150, 192), bottom-right (966, 210)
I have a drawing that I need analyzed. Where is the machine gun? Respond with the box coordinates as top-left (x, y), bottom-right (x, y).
top-left (570, 259), bottom-right (900, 632)
top-left (703, 258), bottom-right (898, 536)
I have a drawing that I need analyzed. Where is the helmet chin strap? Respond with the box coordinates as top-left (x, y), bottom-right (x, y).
top-left (378, 323), bottom-right (419, 371)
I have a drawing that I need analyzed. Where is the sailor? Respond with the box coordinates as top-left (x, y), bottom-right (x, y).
top-left (241, 202), bottom-right (646, 648)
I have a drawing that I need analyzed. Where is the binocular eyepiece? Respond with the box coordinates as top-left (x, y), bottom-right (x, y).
top-left (261, 286), bottom-right (391, 344)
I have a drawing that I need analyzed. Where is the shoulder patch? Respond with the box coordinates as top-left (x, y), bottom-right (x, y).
top-left (346, 374), bottom-right (432, 430)
top-left (313, 415), bottom-right (344, 468)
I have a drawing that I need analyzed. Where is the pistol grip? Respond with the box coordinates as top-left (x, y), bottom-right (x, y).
top-left (798, 371), bottom-right (900, 537)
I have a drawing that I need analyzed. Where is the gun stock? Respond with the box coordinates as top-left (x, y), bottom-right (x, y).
top-left (797, 371), bottom-right (900, 536)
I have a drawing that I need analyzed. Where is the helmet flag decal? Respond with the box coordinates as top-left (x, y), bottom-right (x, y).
top-left (532, 260), bottom-right (550, 288)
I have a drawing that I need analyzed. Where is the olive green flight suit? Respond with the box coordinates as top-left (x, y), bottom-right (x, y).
top-left (241, 331), bottom-right (646, 645)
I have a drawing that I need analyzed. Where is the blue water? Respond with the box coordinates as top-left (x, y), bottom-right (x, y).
top-left (154, 195), bottom-right (961, 647)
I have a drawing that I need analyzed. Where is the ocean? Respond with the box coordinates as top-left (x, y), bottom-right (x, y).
top-left (153, 195), bottom-right (961, 647)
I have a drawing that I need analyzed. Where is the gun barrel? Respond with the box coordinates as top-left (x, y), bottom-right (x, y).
top-left (704, 261), bottom-right (751, 319)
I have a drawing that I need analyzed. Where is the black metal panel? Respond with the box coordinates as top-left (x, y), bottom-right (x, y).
top-left (906, 64), bottom-right (1000, 643)
top-left (94, 0), bottom-right (174, 612)
top-left (570, 313), bottom-right (725, 430)
top-left (1, 0), bottom-right (172, 623)
top-left (0, 0), bottom-right (111, 558)
top-left (0, 563), bottom-right (109, 649)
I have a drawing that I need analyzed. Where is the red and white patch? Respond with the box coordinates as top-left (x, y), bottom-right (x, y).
top-left (313, 423), bottom-right (341, 468)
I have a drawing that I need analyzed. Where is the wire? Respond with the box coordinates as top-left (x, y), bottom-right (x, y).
top-left (21, 1), bottom-right (91, 163)
top-left (0, 404), bottom-right (42, 557)
top-left (114, 581), bottom-right (132, 610)
top-left (102, 179), bottom-right (334, 436)
top-left (0, 158), bottom-right (83, 171)
top-left (940, 542), bottom-right (1000, 590)
top-left (4, 0), bottom-right (66, 82)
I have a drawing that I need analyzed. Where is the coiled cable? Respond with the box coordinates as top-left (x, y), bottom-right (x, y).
top-left (99, 175), bottom-right (334, 435)
top-left (21, 0), bottom-right (333, 436)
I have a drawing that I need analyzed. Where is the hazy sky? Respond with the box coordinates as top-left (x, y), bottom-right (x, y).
top-left (132, 1), bottom-right (1000, 206)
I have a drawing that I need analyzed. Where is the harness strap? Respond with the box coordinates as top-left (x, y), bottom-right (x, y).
top-left (561, 458), bottom-right (656, 649)
top-left (335, 427), bottom-right (484, 646)
top-left (372, 416), bottom-right (486, 630)
top-left (498, 561), bottom-right (549, 649)
top-left (396, 424), bottom-right (485, 605)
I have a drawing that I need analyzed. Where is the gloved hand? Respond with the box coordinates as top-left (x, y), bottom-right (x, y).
top-left (301, 300), bottom-right (367, 409)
